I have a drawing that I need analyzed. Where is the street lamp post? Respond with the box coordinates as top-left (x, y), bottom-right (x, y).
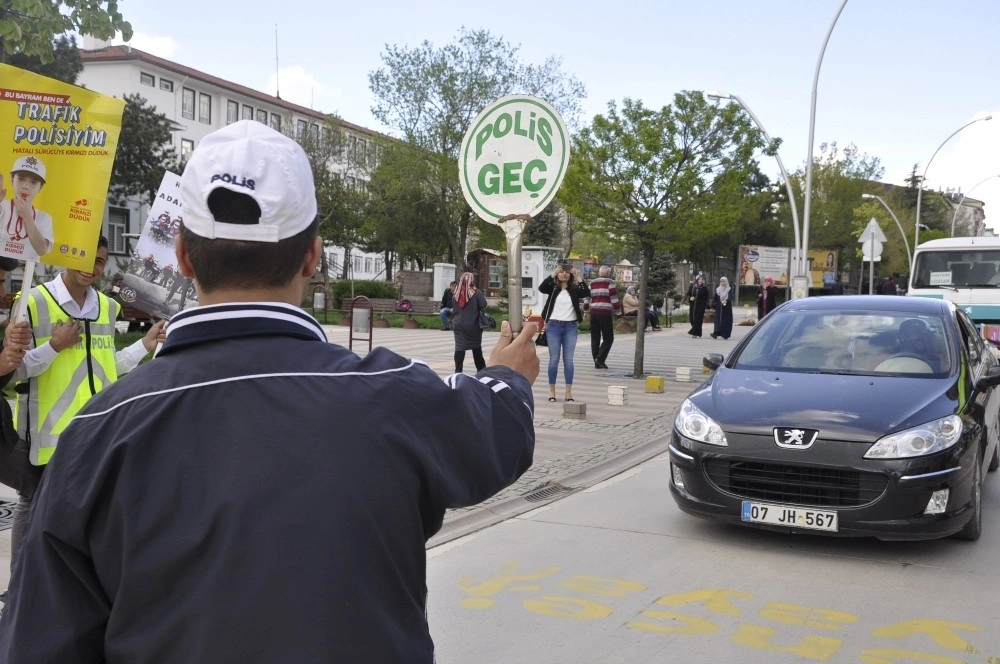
top-left (950, 174), bottom-right (1000, 237)
top-left (706, 91), bottom-right (801, 281)
top-left (861, 193), bottom-right (911, 271)
top-left (802, 0), bottom-right (849, 283)
top-left (914, 115), bottom-right (992, 249)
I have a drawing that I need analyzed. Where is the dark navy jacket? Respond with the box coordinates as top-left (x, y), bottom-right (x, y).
top-left (0, 302), bottom-right (535, 663)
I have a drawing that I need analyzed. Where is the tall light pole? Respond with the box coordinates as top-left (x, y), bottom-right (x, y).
top-left (801, 0), bottom-right (849, 284)
top-left (862, 193), bottom-right (911, 271)
top-left (950, 174), bottom-right (1000, 236)
top-left (706, 91), bottom-right (802, 281)
top-left (914, 115), bottom-right (992, 248)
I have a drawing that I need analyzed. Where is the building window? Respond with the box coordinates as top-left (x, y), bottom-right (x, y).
top-left (375, 259), bottom-right (384, 275)
top-left (270, 113), bottom-right (281, 131)
top-left (488, 259), bottom-right (503, 290)
top-left (181, 88), bottom-right (195, 120)
top-left (256, 108), bottom-right (267, 125)
top-left (181, 139), bottom-right (194, 161)
top-left (357, 138), bottom-right (367, 165)
top-left (365, 257), bottom-right (373, 273)
top-left (309, 123), bottom-right (319, 142)
top-left (242, 104), bottom-right (253, 121)
top-left (108, 208), bottom-right (129, 254)
top-left (353, 255), bottom-right (363, 274)
top-left (198, 93), bottom-right (211, 124)
top-left (348, 135), bottom-right (357, 160)
top-left (160, 78), bottom-right (174, 92)
top-left (296, 119), bottom-right (307, 139)
top-left (227, 100), bottom-right (239, 124)
top-left (140, 72), bottom-right (154, 87)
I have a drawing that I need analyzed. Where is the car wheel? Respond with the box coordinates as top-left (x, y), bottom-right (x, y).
top-left (954, 446), bottom-right (983, 541)
top-left (989, 443), bottom-right (999, 473)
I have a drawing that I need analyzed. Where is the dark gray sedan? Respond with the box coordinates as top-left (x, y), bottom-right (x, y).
top-left (669, 295), bottom-right (1000, 541)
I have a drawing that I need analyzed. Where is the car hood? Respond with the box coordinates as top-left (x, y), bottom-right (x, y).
top-left (692, 368), bottom-right (958, 441)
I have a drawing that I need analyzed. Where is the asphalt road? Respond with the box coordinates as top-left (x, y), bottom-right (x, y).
top-left (427, 452), bottom-right (1000, 663)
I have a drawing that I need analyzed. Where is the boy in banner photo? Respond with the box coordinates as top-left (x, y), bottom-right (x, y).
top-left (0, 63), bottom-right (124, 272)
top-left (120, 171), bottom-right (197, 319)
top-left (0, 155), bottom-right (55, 261)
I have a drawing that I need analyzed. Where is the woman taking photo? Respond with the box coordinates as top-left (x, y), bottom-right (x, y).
top-left (451, 271), bottom-right (489, 373)
top-left (538, 264), bottom-right (589, 403)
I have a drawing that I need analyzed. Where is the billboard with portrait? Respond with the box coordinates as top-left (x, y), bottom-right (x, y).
top-left (738, 245), bottom-right (790, 287)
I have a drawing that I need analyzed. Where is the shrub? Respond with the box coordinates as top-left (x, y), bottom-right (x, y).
top-left (329, 280), bottom-right (396, 309)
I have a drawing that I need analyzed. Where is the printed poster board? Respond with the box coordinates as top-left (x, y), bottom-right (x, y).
top-left (0, 63), bottom-right (124, 270)
top-left (738, 245), bottom-right (790, 287)
top-left (118, 172), bottom-right (197, 319)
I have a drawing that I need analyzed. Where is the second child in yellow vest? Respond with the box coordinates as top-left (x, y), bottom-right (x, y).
top-left (5, 235), bottom-right (165, 584)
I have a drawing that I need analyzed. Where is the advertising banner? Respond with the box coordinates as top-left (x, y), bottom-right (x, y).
top-left (0, 63), bottom-right (124, 270)
top-left (738, 245), bottom-right (790, 287)
top-left (792, 248), bottom-right (839, 288)
top-left (118, 172), bottom-right (196, 319)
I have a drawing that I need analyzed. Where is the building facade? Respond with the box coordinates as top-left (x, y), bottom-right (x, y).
top-left (77, 42), bottom-right (395, 281)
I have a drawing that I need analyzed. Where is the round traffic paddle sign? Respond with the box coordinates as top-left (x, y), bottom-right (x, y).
top-left (459, 95), bottom-right (570, 224)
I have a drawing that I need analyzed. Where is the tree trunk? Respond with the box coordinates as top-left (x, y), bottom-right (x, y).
top-left (633, 244), bottom-right (655, 378)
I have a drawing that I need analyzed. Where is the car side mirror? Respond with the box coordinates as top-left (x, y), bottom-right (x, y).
top-left (980, 364), bottom-right (1000, 387)
top-left (703, 353), bottom-right (725, 372)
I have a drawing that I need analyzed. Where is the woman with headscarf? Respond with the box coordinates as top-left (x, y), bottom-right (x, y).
top-left (687, 276), bottom-right (709, 338)
top-left (710, 276), bottom-right (733, 340)
top-left (451, 271), bottom-right (488, 373)
top-left (757, 275), bottom-right (778, 321)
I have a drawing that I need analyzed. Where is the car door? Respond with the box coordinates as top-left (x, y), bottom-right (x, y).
top-left (956, 309), bottom-right (1000, 468)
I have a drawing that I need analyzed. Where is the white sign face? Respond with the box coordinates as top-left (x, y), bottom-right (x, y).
top-left (929, 271), bottom-right (953, 286)
top-left (860, 218), bottom-right (888, 243)
top-left (459, 95), bottom-right (570, 224)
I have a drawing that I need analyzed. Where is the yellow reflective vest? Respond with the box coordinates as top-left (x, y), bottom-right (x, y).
top-left (14, 285), bottom-right (120, 466)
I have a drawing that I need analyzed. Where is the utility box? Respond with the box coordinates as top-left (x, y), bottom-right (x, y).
top-left (520, 246), bottom-right (563, 317)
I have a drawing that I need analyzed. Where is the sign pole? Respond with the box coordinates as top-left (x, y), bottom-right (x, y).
top-left (498, 214), bottom-right (530, 335)
top-left (868, 235), bottom-right (874, 295)
top-left (457, 94), bottom-right (570, 338)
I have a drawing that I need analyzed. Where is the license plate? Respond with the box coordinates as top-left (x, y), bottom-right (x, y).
top-left (741, 501), bottom-right (838, 532)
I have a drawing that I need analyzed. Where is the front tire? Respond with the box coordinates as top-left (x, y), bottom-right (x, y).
top-left (954, 447), bottom-right (983, 541)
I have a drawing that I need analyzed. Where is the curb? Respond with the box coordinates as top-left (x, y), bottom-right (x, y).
top-left (426, 434), bottom-right (670, 548)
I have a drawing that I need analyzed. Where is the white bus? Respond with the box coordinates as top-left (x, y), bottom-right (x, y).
top-left (908, 236), bottom-right (1000, 345)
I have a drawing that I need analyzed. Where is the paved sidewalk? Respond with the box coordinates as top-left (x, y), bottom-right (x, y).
top-left (0, 309), bottom-right (754, 586)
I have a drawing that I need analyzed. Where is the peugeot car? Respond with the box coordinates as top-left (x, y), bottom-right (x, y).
top-left (669, 296), bottom-right (1000, 541)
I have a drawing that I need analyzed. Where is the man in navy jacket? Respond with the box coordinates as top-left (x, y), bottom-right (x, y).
top-left (0, 120), bottom-right (539, 663)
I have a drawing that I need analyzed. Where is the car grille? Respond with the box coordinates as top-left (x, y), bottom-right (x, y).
top-left (703, 460), bottom-right (888, 508)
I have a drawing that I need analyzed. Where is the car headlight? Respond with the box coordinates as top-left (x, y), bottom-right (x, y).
top-left (675, 399), bottom-right (728, 446)
top-left (864, 415), bottom-right (963, 459)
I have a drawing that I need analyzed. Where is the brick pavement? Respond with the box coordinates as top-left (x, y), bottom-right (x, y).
top-left (0, 308), bottom-right (754, 583)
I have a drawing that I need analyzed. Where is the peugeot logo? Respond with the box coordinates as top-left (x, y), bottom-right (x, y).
top-left (774, 427), bottom-right (818, 450)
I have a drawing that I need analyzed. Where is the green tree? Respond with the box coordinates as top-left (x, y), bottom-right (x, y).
top-left (295, 120), bottom-right (370, 280)
top-left (362, 141), bottom-right (447, 276)
top-left (109, 94), bottom-right (178, 207)
top-left (368, 27), bottom-right (585, 272)
top-left (523, 201), bottom-right (561, 247)
top-left (791, 142), bottom-right (884, 267)
top-left (0, 0), bottom-right (131, 63)
top-left (561, 93), bottom-right (766, 376)
top-left (6, 34), bottom-right (81, 82)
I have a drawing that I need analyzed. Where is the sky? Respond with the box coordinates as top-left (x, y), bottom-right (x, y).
top-left (110, 0), bottom-right (1000, 236)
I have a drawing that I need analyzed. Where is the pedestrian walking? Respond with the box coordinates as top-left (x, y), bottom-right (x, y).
top-left (688, 275), bottom-right (709, 338)
top-left (586, 265), bottom-right (622, 369)
top-left (451, 271), bottom-right (488, 373)
top-left (710, 276), bottom-right (733, 340)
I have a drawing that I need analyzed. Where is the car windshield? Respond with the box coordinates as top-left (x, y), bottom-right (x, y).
top-left (733, 310), bottom-right (953, 376)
